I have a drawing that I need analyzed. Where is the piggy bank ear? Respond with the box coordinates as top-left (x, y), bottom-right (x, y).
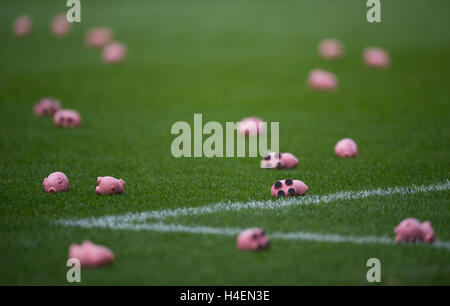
top-left (119, 179), bottom-right (126, 186)
top-left (97, 177), bottom-right (102, 184)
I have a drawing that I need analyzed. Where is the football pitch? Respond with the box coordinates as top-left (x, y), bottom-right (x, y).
top-left (0, 0), bottom-right (449, 285)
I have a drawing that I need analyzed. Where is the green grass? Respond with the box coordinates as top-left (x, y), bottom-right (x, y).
top-left (0, 0), bottom-right (449, 285)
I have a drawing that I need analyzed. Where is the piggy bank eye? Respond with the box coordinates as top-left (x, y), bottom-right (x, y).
top-left (252, 233), bottom-right (258, 240)
top-left (59, 117), bottom-right (64, 123)
top-left (67, 117), bottom-right (72, 123)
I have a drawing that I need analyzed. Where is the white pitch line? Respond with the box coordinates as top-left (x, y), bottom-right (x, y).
top-left (60, 221), bottom-right (450, 250)
top-left (57, 180), bottom-right (450, 228)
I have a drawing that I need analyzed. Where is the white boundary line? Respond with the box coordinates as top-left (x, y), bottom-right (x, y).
top-left (57, 180), bottom-right (450, 227)
top-left (60, 221), bottom-right (450, 250)
top-left (55, 180), bottom-right (450, 250)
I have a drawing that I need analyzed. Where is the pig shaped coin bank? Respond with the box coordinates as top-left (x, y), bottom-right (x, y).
top-left (68, 240), bottom-right (115, 267)
top-left (102, 42), bottom-right (127, 63)
top-left (237, 117), bottom-right (265, 136)
top-left (318, 38), bottom-right (344, 60)
top-left (53, 109), bottom-right (82, 128)
top-left (85, 27), bottom-right (114, 48)
top-left (271, 178), bottom-right (308, 197)
top-left (96, 176), bottom-right (126, 194)
top-left (394, 218), bottom-right (425, 243)
top-left (363, 47), bottom-right (390, 68)
top-left (334, 138), bottom-right (358, 158)
top-left (13, 15), bottom-right (32, 37)
top-left (261, 152), bottom-right (298, 169)
top-left (307, 69), bottom-right (338, 91)
top-left (51, 14), bottom-right (71, 37)
top-left (236, 228), bottom-right (270, 251)
top-left (34, 97), bottom-right (61, 116)
top-left (43, 171), bottom-right (70, 193)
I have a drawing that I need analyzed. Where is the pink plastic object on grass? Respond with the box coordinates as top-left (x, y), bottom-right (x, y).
top-left (96, 176), bottom-right (126, 194)
top-left (236, 228), bottom-right (270, 251)
top-left (34, 97), bottom-right (61, 116)
top-left (13, 15), bottom-right (32, 37)
top-left (51, 14), bottom-right (71, 37)
top-left (261, 152), bottom-right (298, 169)
top-left (53, 109), bottom-right (82, 128)
top-left (43, 172), bottom-right (70, 193)
top-left (334, 138), bottom-right (358, 158)
top-left (307, 69), bottom-right (338, 91)
top-left (85, 27), bottom-right (113, 48)
top-left (271, 178), bottom-right (308, 197)
top-left (363, 47), bottom-right (390, 68)
top-left (102, 42), bottom-right (127, 63)
top-left (237, 117), bottom-right (264, 136)
top-left (318, 38), bottom-right (344, 60)
top-left (69, 241), bottom-right (115, 267)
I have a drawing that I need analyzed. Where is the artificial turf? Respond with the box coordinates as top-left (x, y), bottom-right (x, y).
top-left (0, 0), bottom-right (449, 285)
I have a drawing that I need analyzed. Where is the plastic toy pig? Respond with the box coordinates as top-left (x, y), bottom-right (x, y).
top-left (53, 109), bottom-right (81, 128)
top-left (363, 47), bottom-right (390, 68)
top-left (34, 97), bottom-right (61, 116)
top-left (318, 38), bottom-right (344, 60)
top-left (43, 171), bottom-right (70, 193)
top-left (394, 218), bottom-right (424, 243)
top-left (420, 221), bottom-right (435, 243)
top-left (51, 14), bottom-right (71, 37)
top-left (13, 15), bottom-right (32, 37)
top-left (96, 176), bottom-right (126, 194)
top-left (236, 228), bottom-right (270, 251)
top-left (85, 27), bottom-right (113, 48)
top-left (271, 178), bottom-right (308, 197)
top-left (307, 69), bottom-right (338, 91)
top-left (68, 240), bottom-right (115, 267)
top-left (102, 42), bottom-right (127, 63)
top-left (237, 117), bottom-right (265, 136)
top-left (334, 138), bottom-right (358, 158)
top-left (261, 152), bottom-right (298, 169)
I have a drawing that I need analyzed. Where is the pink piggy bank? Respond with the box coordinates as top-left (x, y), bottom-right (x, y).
top-left (43, 172), bottom-right (70, 193)
top-left (85, 27), bottom-right (114, 48)
top-left (236, 228), bottom-right (270, 251)
top-left (318, 38), bottom-right (344, 60)
top-left (53, 109), bottom-right (82, 128)
top-left (237, 117), bottom-right (265, 136)
top-left (334, 138), bottom-right (358, 158)
top-left (261, 152), bottom-right (298, 169)
top-left (34, 97), bottom-right (61, 116)
top-left (13, 15), bottom-right (32, 37)
top-left (96, 176), bottom-right (126, 194)
top-left (420, 221), bottom-right (435, 243)
top-left (271, 178), bottom-right (308, 197)
top-left (102, 42), bottom-right (127, 64)
top-left (363, 47), bottom-right (390, 68)
top-left (394, 218), bottom-right (424, 243)
top-left (51, 14), bottom-right (71, 37)
top-left (68, 240), bottom-right (115, 267)
top-left (307, 69), bottom-right (338, 91)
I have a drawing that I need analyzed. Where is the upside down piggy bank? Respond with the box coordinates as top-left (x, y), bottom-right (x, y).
top-left (271, 178), bottom-right (308, 197)
top-left (43, 172), bottom-right (70, 193)
top-left (318, 38), bottom-right (344, 60)
top-left (261, 152), bottom-right (298, 169)
top-left (68, 240), bottom-right (115, 267)
top-left (34, 97), bottom-right (61, 116)
top-left (363, 47), bottom-right (390, 68)
top-left (53, 109), bottom-right (82, 128)
top-left (51, 14), bottom-right (71, 37)
top-left (96, 176), bottom-right (126, 194)
top-left (13, 15), bottom-right (32, 37)
top-left (236, 228), bottom-right (270, 251)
